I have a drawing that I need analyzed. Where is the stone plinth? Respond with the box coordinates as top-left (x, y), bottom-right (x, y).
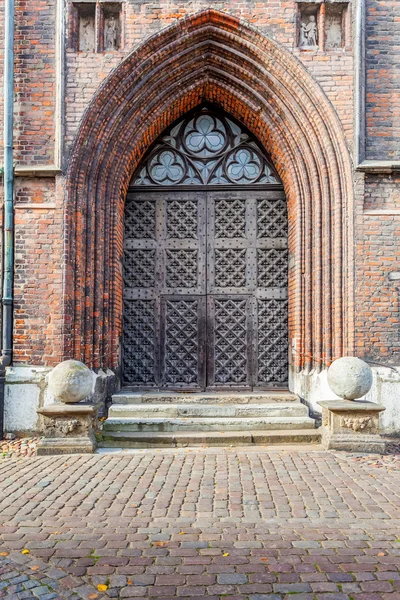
top-left (37, 403), bottom-right (98, 455)
top-left (318, 400), bottom-right (386, 453)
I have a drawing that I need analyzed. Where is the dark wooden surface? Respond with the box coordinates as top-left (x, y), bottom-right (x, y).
top-left (123, 189), bottom-right (288, 390)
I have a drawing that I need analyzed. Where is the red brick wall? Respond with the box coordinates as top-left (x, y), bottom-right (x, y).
top-left (0, 0), bottom-right (59, 365)
top-left (0, 0), bottom-right (399, 371)
top-left (355, 0), bottom-right (400, 365)
top-left (13, 0), bottom-right (56, 165)
top-left (64, 1), bottom-right (355, 159)
top-left (0, 0), bottom-right (56, 162)
top-left (356, 175), bottom-right (400, 364)
top-left (64, 9), bottom-right (354, 372)
top-left (4, 1), bottom-right (355, 368)
top-left (13, 177), bottom-right (64, 365)
top-left (364, 175), bottom-right (400, 211)
top-left (366, 0), bottom-right (400, 161)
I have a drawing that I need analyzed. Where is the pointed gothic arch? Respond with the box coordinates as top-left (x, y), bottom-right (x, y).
top-left (65, 9), bottom-right (354, 380)
top-left (123, 104), bottom-right (289, 389)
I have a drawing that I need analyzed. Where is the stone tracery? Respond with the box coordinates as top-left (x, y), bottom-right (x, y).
top-left (132, 109), bottom-right (279, 187)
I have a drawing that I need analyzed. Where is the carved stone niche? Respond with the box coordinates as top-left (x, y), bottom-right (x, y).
top-left (37, 403), bottom-right (98, 455)
top-left (325, 3), bottom-right (347, 50)
top-left (318, 400), bottom-right (386, 453)
top-left (298, 3), bottom-right (320, 48)
top-left (77, 3), bottom-right (96, 52)
top-left (102, 3), bottom-right (122, 51)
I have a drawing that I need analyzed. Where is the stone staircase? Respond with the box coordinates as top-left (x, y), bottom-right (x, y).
top-left (99, 391), bottom-right (321, 448)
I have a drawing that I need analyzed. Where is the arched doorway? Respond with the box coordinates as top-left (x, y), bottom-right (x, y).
top-left (122, 106), bottom-right (288, 390)
top-left (65, 9), bottom-right (354, 402)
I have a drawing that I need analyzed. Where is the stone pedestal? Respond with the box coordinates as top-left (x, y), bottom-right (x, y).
top-left (318, 400), bottom-right (386, 453)
top-left (37, 403), bottom-right (98, 455)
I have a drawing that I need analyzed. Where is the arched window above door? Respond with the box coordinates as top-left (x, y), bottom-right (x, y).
top-left (131, 106), bottom-right (281, 187)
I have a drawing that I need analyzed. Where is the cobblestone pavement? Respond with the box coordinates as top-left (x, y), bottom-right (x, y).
top-left (1, 437), bottom-right (39, 459)
top-left (1, 446), bottom-right (400, 599)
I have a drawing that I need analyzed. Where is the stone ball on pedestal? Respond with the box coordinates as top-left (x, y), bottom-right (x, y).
top-left (327, 357), bottom-right (373, 400)
top-left (48, 360), bottom-right (93, 404)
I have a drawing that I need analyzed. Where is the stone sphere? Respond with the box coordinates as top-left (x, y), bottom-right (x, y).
top-left (48, 360), bottom-right (93, 404)
top-left (327, 357), bottom-right (373, 400)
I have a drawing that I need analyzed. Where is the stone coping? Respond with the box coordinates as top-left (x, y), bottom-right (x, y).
top-left (37, 403), bottom-right (96, 416)
top-left (318, 400), bottom-right (385, 413)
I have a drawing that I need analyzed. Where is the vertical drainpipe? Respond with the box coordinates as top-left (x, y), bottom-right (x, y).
top-left (0, 0), bottom-right (15, 435)
top-left (354, 0), bottom-right (366, 166)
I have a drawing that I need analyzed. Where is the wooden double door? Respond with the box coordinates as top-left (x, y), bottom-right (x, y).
top-left (122, 188), bottom-right (288, 390)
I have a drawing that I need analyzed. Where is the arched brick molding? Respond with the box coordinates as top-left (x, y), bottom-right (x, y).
top-left (65, 9), bottom-right (354, 378)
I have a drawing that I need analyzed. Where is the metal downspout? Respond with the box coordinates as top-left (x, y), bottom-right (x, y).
top-left (355, 0), bottom-right (366, 166)
top-left (0, 0), bottom-right (15, 435)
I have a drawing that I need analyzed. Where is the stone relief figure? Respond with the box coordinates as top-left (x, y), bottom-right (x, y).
top-left (326, 14), bottom-right (343, 49)
top-left (105, 15), bottom-right (119, 50)
top-left (300, 14), bottom-right (318, 47)
top-left (79, 16), bottom-right (95, 51)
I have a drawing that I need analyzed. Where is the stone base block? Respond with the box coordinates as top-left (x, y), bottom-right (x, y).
top-left (37, 435), bottom-right (96, 455)
top-left (319, 432), bottom-right (386, 453)
top-left (37, 403), bottom-right (98, 455)
top-left (318, 400), bottom-right (386, 453)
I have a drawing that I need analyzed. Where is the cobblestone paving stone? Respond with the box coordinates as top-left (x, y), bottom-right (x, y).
top-left (0, 553), bottom-right (107, 599)
top-left (0, 447), bottom-right (400, 599)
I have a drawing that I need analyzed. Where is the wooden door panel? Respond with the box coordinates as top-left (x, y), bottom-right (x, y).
top-left (123, 191), bottom-right (160, 387)
top-left (206, 191), bottom-right (257, 389)
top-left (206, 190), bottom-right (289, 389)
top-left (122, 298), bottom-right (159, 387)
top-left (255, 298), bottom-right (289, 387)
top-left (160, 295), bottom-right (206, 390)
top-left (206, 295), bottom-right (254, 389)
top-left (162, 194), bottom-right (207, 295)
top-left (207, 192), bottom-right (257, 296)
top-left (123, 191), bottom-right (207, 388)
top-left (123, 187), bottom-right (289, 390)
top-left (253, 191), bottom-right (289, 387)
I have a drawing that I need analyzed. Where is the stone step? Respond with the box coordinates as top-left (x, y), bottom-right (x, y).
top-left (112, 391), bottom-right (299, 405)
top-left (108, 402), bottom-right (309, 419)
top-left (103, 416), bottom-right (315, 432)
top-left (99, 429), bottom-right (322, 448)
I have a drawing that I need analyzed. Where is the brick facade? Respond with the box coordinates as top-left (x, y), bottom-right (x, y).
top-left (355, 173), bottom-right (400, 363)
top-left (366, 0), bottom-right (400, 161)
top-left (6, 0), bottom-right (57, 165)
top-left (0, 0), bottom-right (399, 379)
